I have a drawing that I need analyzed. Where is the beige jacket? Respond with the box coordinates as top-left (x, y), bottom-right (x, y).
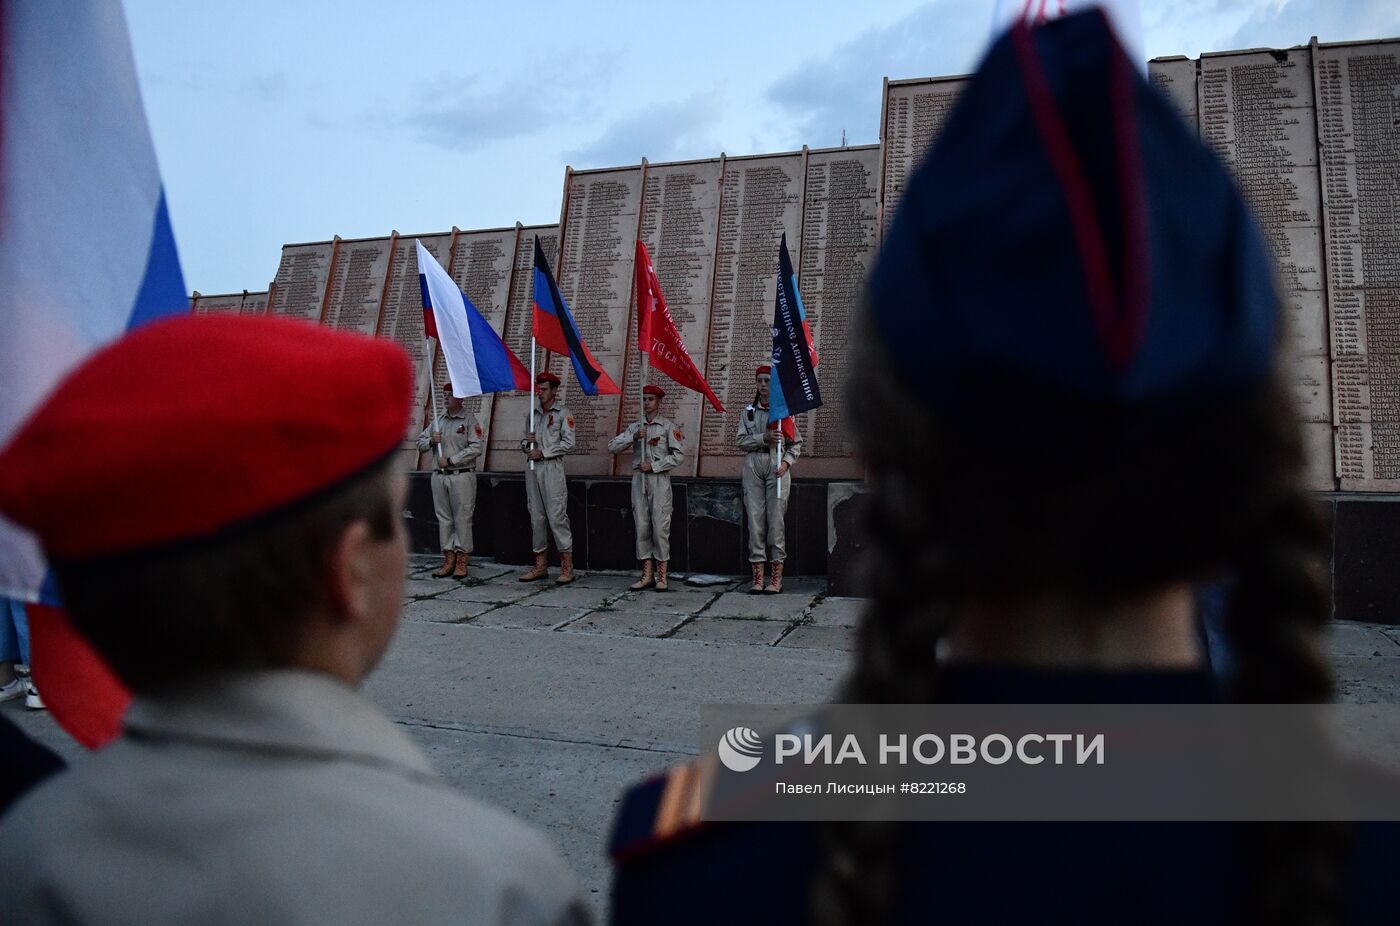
top-left (416, 406), bottom-right (485, 469)
top-left (0, 671), bottom-right (589, 926)
top-left (521, 402), bottom-right (576, 460)
top-left (607, 415), bottom-right (684, 473)
top-left (735, 402), bottom-right (802, 468)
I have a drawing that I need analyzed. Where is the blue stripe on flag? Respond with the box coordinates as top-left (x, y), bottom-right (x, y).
top-left (463, 295), bottom-right (517, 393)
top-left (125, 190), bottom-right (188, 330)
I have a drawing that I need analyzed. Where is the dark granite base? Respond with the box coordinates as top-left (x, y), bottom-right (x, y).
top-left (406, 475), bottom-right (1400, 623)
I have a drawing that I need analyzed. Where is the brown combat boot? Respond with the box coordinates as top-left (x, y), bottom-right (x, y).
top-left (432, 550), bottom-right (456, 578)
top-left (519, 551), bottom-right (549, 582)
top-left (629, 559), bottom-right (655, 591)
top-left (749, 562), bottom-right (765, 594)
top-left (654, 561), bottom-right (669, 592)
top-left (765, 561), bottom-right (784, 594)
top-left (453, 551), bottom-right (469, 579)
top-left (556, 551), bottom-right (576, 585)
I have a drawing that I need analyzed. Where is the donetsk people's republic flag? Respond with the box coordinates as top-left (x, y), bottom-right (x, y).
top-left (532, 237), bottom-right (621, 395)
top-left (768, 234), bottom-right (821, 422)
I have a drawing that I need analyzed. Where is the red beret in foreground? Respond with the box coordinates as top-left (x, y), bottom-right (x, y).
top-left (0, 315), bottom-right (412, 559)
top-left (642, 384), bottom-right (665, 398)
top-left (536, 371), bottom-right (561, 386)
top-left (755, 364), bottom-right (771, 376)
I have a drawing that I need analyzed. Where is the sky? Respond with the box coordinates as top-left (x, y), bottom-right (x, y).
top-left (124, 0), bottom-right (1400, 295)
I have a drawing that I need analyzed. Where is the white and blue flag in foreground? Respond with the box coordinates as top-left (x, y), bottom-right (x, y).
top-left (416, 240), bottom-right (529, 398)
top-left (1, 1), bottom-right (188, 601)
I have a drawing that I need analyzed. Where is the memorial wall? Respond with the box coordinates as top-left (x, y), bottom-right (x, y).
top-left (878, 37), bottom-right (1397, 492)
top-left (215, 35), bottom-right (1396, 492)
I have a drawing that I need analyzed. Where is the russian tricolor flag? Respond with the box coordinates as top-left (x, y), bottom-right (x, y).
top-left (417, 240), bottom-right (530, 397)
top-left (532, 236), bottom-right (620, 395)
top-left (1, 0), bottom-right (189, 746)
top-left (2, 1), bottom-right (188, 603)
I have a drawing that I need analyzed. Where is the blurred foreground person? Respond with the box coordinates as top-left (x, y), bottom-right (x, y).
top-left (610, 12), bottom-right (1395, 925)
top-left (0, 316), bottom-right (588, 925)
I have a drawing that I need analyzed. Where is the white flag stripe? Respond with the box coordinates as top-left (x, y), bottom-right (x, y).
top-left (416, 241), bottom-right (484, 398)
top-left (1, 1), bottom-right (180, 601)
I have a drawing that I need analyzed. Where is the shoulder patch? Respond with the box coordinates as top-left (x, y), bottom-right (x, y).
top-left (674, 428), bottom-right (684, 442)
top-left (566, 416), bottom-right (575, 428)
top-left (609, 756), bottom-right (719, 863)
top-left (474, 424), bottom-right (483, 438)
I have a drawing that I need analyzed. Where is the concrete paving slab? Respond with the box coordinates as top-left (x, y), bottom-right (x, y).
top-left (401, 598), bottom-right (497, 624)
top-left (670, 617), bottom-right (785, 646)
top-left (565, 573), bottom-right (639, 590)
top-left (439, 583), bottom-right (542, 605)
top-left (529, 585), bottom-right (622, 609)
top-left (458, 564), bottom-right (515, 582)
top-left (1334, 656), bottom-right (1400, 704)
top-left (403, 577), bottom-right (461, 598)
top-left (609, 589), bottom-right (718, 615)
top-left (470, 604), bottom-right (584, 631)
top-left (775, 576), bottom-right (828, 596)
top-left (1329, 621), bottom-right (1400, 658)
top-left (704, 590), bottom-right (814, 621)
top-left (809, 597), bottom-right (865, 628)
top-left (563, 610), bottom-right (687, 638)
top-left (779, 624), bottom-right (857, 651)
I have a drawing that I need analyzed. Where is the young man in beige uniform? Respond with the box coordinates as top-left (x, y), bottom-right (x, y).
top-left (607, 383), bottom-right (685, 591)
top-left (0, 316), bottom-right (589, 926)
top-left (736, 364), bottom-right (801, 593)
top-left (415, 382), bottom-right (484, 578)
top-left (520, 371), bottom-right (577, 584)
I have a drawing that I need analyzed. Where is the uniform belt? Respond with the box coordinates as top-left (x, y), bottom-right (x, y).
top-left (435, 466), bottom-right (474, 474)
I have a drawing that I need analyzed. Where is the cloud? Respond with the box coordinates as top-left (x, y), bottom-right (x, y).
top-left (405, 52), bottom-right (614, 153)
top-left (765, 1), bottom-right (990, 150)
top-left (564, 90), bottom-right (725, 168)
top-left (241, 73), bottom-right (288, 104)
top-left (1224, 0), bottom-right (1400, 47)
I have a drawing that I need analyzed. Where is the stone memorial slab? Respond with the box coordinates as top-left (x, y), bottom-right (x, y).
top-left (550, 168), bottom-right (644, 474)
top-left (797, 145), bottom-right (879, 477)
top-left (1148, 56), bottom-right (1199, 131)
top-left (616, 158), bottom-right (723, 476)
top-left (1316, 39), bottom-right (1400, 490)
top-left (322, 235), bottom-right (394, 336)
top-left (446, 226), bottom-right (521, 451)
top-left (879, 76), bottom-right (968, 235)
top-left (378, 233), bottom-right (453, 457)
top-left (698, 152), bottom-right (806, 476)
top-left (487, 225), bottom-right (561, 471)
top-left (191, 292), bottom-right (244, 315)
top-left (241, 290), bottom-right (269, 315)
top-left (1200, 46), bottom-right (1334, 489)
top-left (267, 241), bottom-right (334, 322)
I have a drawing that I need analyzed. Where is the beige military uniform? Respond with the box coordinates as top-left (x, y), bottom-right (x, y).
top-left (607, 415), bottom-right (685, 561)
top-left (736, 403), bottom-right (802, 563)
top-left (416, 406), bottom-right (484, 553)
top-left (0, 670), bottom-right (590, 926)
top-left (522, 400), bottom-right (575, 553)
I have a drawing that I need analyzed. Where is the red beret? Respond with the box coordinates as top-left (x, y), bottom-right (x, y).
top-left (0, 315), bottom-right (412, 559)
top-left (755, 364), bottom-right (771, 377)
top-left (536, 371), bottom-right (561, 386)
top-left (642, 384), bottom-right (665, 398)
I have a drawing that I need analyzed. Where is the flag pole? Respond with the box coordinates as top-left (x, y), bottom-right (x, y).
top-left (425, 336), bottom-right (444, 467)
top-left (776, 431), bottom-right (783, 500)
top-left (528, 338), bottom-right (537, 472)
